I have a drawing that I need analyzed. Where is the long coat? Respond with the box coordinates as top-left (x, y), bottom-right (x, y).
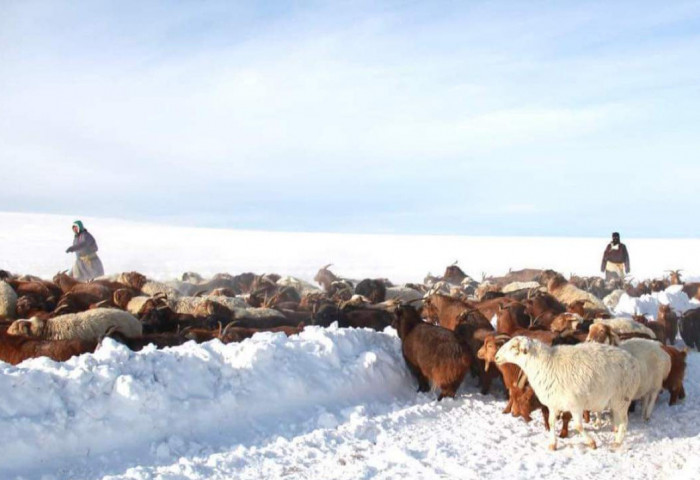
top-left (67, 229), bottom-right (105, 281)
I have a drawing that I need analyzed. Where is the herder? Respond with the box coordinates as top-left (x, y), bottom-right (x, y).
top-left (65, 220), bottom-right (105, 281)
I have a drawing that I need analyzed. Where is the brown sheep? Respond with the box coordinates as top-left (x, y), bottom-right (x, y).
top-left (0, 331), bottom-right (97, 365)
top-left (394, 305), bottom-right (472, 401)
top-left (660, 345), bottom-right (687, 405)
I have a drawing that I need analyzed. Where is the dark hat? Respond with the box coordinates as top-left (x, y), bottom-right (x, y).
top-left (612, 232), bottom-right (620, 238)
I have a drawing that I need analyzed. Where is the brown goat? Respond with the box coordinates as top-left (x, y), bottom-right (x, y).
top-left (657, 304), bottom-right (679, 345)
top-left (495, 303), bottom-right (530, 335)
top-left (219, 322), bottom-right (305, 344)
top-left (394, 305), bottom-right (472, 401)
top-left (422, 293), bottom-right (477, 330)
top-left (660, 345), bottom-right (687, 405)
top-left (0, 331), bottom-right (97, 364)
top-left (477, 334), bottom-right (571, 437)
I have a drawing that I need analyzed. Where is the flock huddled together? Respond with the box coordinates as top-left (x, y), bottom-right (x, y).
top-left (0, 264), bottom-right (699, 450)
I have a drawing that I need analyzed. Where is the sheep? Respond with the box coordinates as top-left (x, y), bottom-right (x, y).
top-left (594, 317), bottom-right (656, 338)
top-left (394, 305), bottom-right (472, 401)
top-left (586, 323), bottom-right (656, 344)
top-left (660, 345), bottom-right (687, 405)
top-left (7, 308), bottom-right (142, 341)
top-left (117, 271), bottom-right (180, 299)
top-left (542, 271), bottom-right (608, 311)
top-left (0, 331), bottom-right (97, 364)
top-left (168, 295), bottom-right (248, 315)
top-left (616, 338), bottom-right (671, 421)
top-left (0, 280), bottom-right (18, 319)
top-left (586, 328), bottom-right (671, 420)
top-left (276, 276), bottom-right (320, 295)
top-left (494, 336), bottom-right (640, 450)
top-left (477, 333), bottom-right (572, 438)
top-left (502, 281), bottom-right (541, 294)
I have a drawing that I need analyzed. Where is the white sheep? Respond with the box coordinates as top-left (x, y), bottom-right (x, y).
top-left (7, 308), bottom-right (142, 341)
top-left (547, 275), bottom-right (607, 311)
top-left (617, 338), bottom-right (671, 421)
top-left (125, 296), bottom-right (152, 316)
top-left (0, 280), bottom-right (18, 319)
top-left (276, 276), bottom-right (320, 295)
top-left (594, 317), bottom-right (655, 337)
top-left (167, 295), bottom-right (248, 315)
top-left (502, 281), bottom-right (541, 294)
top-left (495, 336), bottom-right (640, 451)
top-left (116, 272), bottom-right (180, 300)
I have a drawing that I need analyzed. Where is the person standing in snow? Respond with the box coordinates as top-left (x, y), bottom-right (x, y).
top-left (65, 220), bottom-right (105, 281)
top-left (600, 232), bottom-right (630, 283)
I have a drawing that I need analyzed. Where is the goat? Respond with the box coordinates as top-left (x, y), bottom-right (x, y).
top-left (394, 305), bottom-right (472, 401)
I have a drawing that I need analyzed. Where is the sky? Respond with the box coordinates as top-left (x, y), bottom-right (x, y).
top-left (1, 1), bottom-right (699, 237)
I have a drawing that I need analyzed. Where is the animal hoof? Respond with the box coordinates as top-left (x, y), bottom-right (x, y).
top-left (588, 440), bottom-right (597, 450)
top-left (548, 443), bottom-right (557, 451)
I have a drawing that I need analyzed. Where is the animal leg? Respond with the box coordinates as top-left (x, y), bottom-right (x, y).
top-left (573, 411), bottom-right (595, 449)
top-left (560, 411), bottom-right (571, 438)
top-left (503, 397), bottom-right (513, 414)
top-left (541, 406), bottom-right (550, 431)
top-left (612, 403), bottom-right (629, 446)
top-left (548, 409), bottom-right (559, 451)
top-left (643, 390), bottom-right (660, 421)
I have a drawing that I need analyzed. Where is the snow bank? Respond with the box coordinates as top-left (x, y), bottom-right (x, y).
top-left (614, 285), bottom-right (700, 320)
top-left (0, 327), bottom-right (414, 478)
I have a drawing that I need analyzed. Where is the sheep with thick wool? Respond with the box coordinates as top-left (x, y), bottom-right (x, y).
top-left (0, 280), bottom-right (18, 319)
top-left (585, 327), bottom-right (672, 420)
top-left (594, 317), bottom-right (655, 337)
top-left (616, 338), bottom-right (671, 421)
top-left (7, 308), bottom-right (142, 341)
top-left (495, 336), bottom-right (640, 451)
top-left (544, 272), bottom-right (608, 311)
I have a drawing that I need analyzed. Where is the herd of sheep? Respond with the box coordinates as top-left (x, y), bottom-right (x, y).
top-left (1, 264), bottom-right (699, 451)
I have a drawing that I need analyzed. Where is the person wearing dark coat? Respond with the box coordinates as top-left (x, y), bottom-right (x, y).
top-left (65, 220), bottom-right (105, 281)
top-left (600, 232), bottom-right (630, 282)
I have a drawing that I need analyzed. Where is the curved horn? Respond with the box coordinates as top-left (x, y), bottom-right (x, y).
top-left (221, 321), bottom-right (240, 338)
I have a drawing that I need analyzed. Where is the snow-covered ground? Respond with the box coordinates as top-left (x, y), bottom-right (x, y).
top-left (1, 212), bottom-right (699, 480)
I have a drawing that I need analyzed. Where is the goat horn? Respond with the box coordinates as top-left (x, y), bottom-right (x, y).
top-left (221, 321), bottom-right (239, 338)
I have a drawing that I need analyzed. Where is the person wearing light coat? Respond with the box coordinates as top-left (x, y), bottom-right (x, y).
top-left (65, 220), bottom-right (104, 281)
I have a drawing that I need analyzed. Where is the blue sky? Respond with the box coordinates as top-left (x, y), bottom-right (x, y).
top-left (1, 1), bottom-right (699, 237)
